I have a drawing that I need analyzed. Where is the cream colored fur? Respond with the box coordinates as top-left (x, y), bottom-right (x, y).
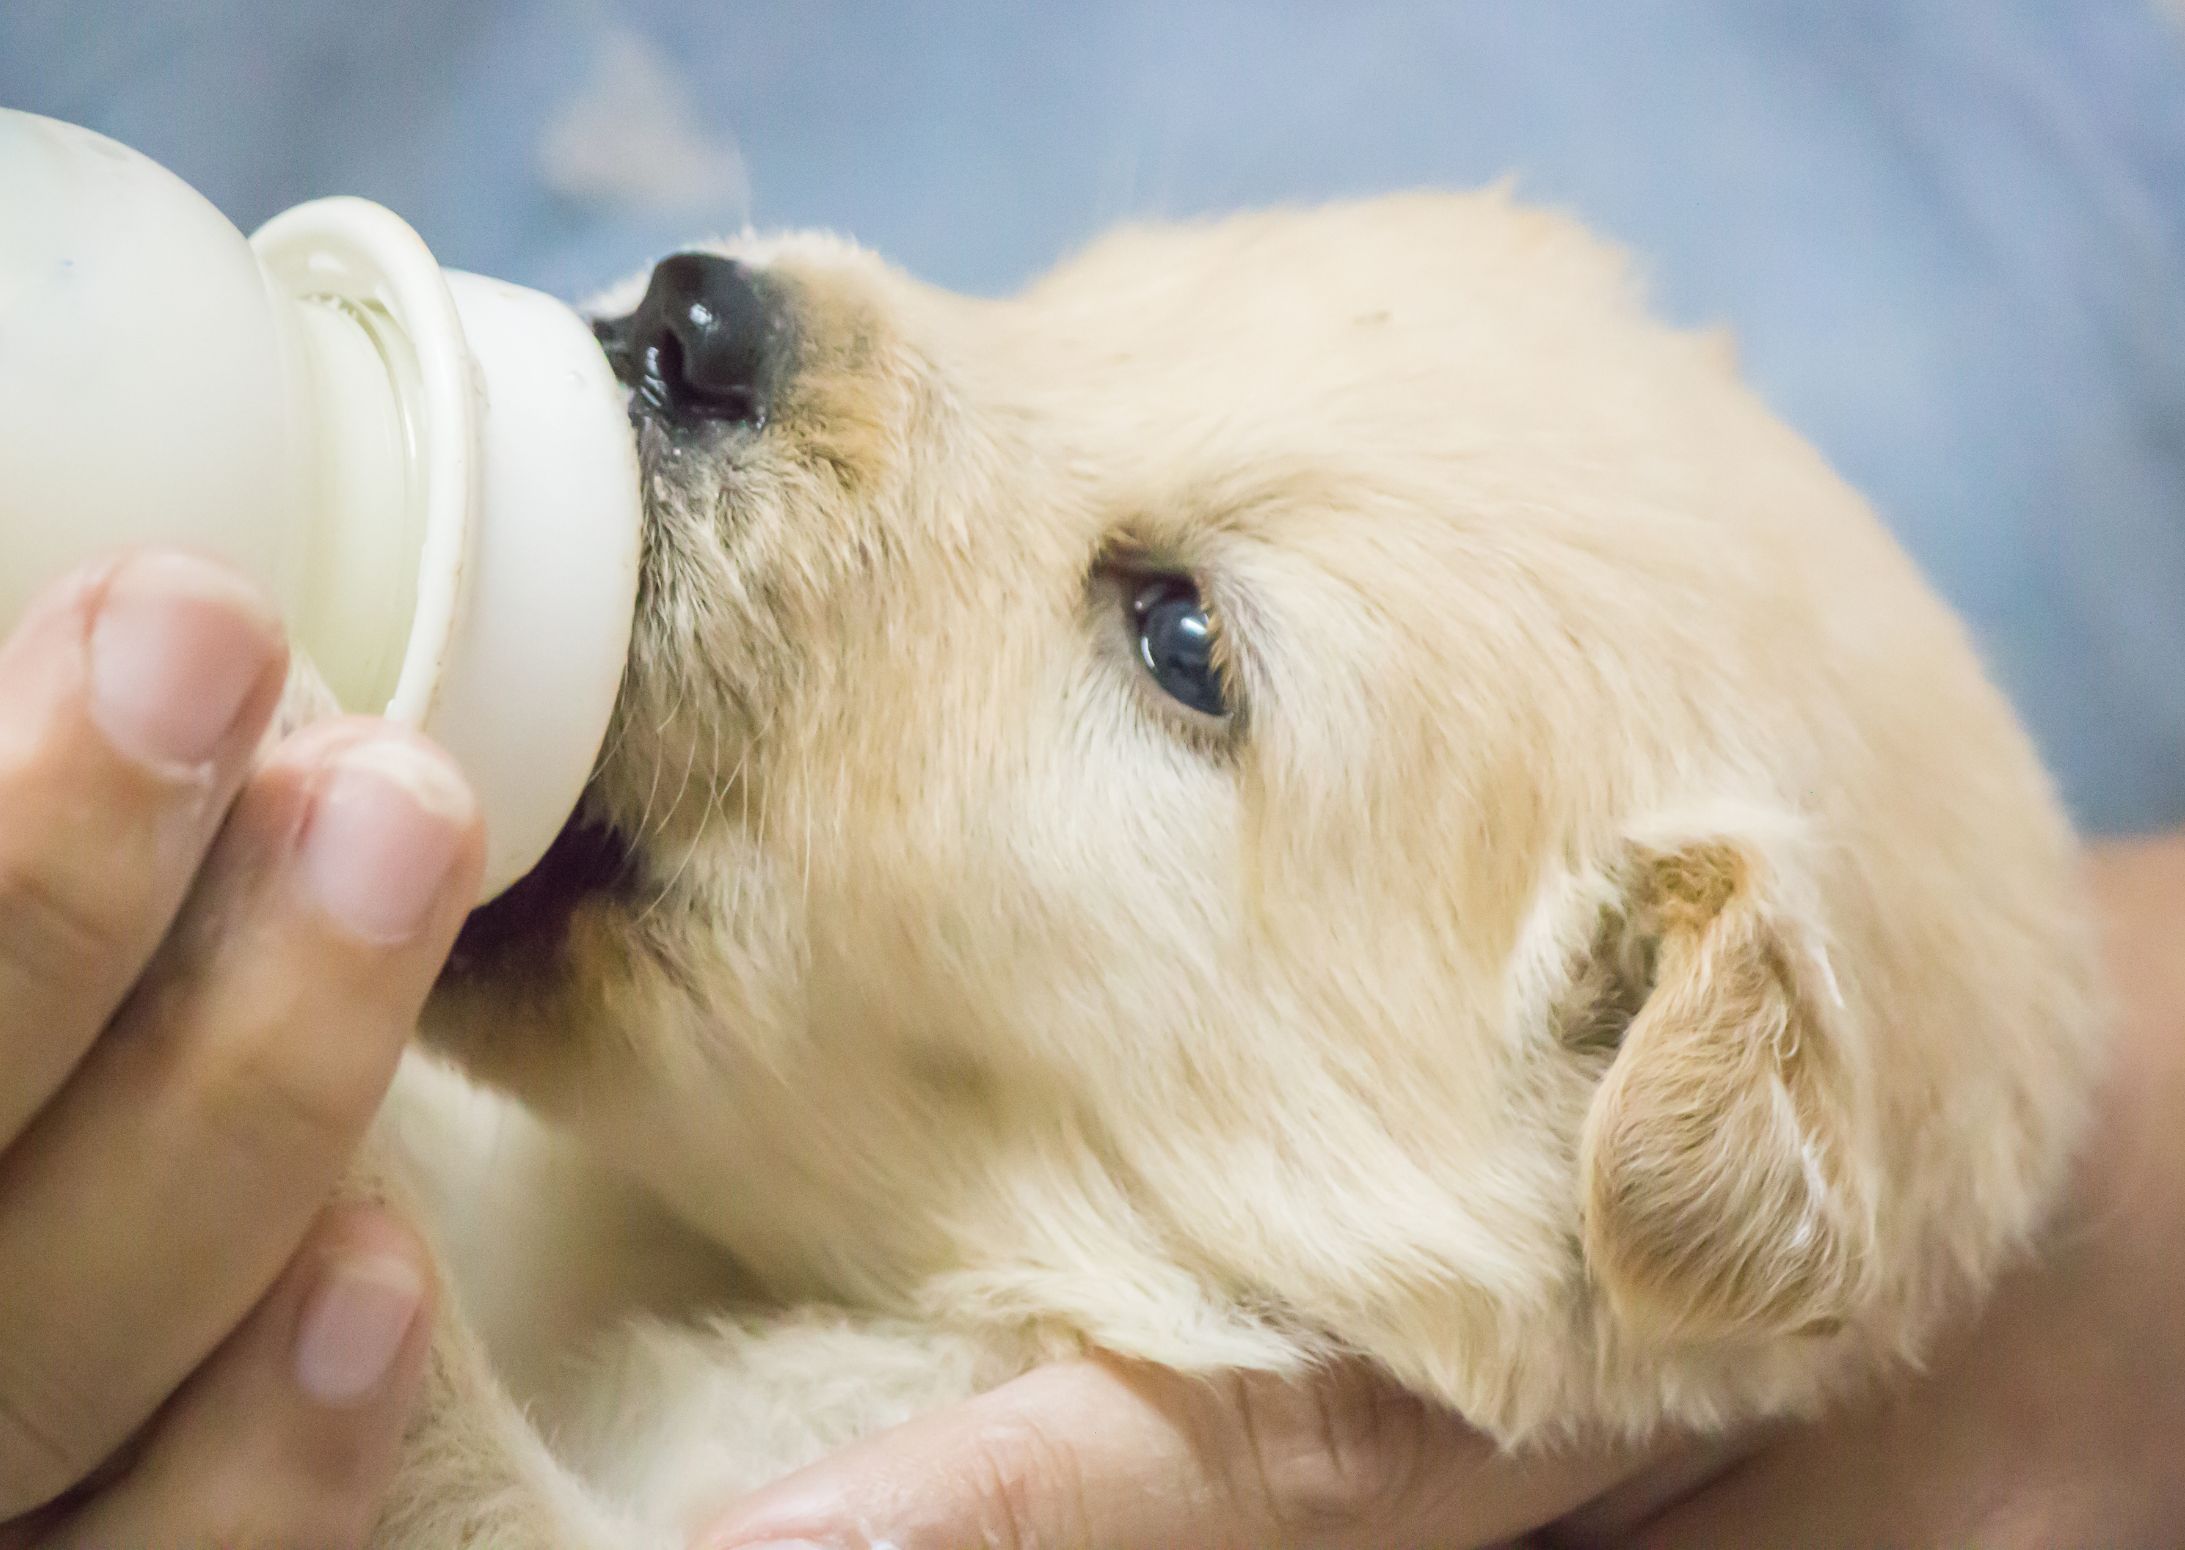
top-left (369, 191), bottom-right (2104, 1545)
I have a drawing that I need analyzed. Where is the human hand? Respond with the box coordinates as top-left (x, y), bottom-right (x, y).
top-left (695, 1354), bottom-right (1655, 1550)
top-left (0, 553), bottom-right (483, 1547)
top-left (696, 835), bottom-right (2185, 1550)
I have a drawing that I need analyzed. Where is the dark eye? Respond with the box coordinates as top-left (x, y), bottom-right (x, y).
top-left (1130, 576), bottom-right (1229, 718)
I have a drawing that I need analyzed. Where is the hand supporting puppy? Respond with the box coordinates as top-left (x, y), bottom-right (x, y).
top-left (697, 835), bottom-right (2185, 1550)
top-left (0, 555), bottom-right (481, 1547)
top-left (692, 1356), bottom-right (1652, 1549)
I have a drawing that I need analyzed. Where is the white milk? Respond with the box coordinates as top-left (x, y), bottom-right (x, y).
top-left (0, 111), bottom-right (644, 896)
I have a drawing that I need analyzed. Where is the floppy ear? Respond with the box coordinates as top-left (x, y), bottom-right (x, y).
top-left (1574, 832), bottom-right (1875, 1345)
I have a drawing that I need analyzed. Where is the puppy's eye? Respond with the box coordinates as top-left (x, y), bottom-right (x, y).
top-left (1129, 576), bottom-right (1229, 718)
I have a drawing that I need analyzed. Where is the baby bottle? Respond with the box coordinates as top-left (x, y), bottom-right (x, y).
top-left (0, 110), bottom-right (644, 897)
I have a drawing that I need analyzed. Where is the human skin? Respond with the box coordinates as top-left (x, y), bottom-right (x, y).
top-left (698, 834), bottom-right (2185, 1550)
top-left (0, 553), bottom-right (482, 1549)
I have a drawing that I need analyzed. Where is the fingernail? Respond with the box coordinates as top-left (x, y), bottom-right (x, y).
top-left (89, 553), bottom-right (282, 770)
top-left (298, 739), bottom-right (474, 942)
top-left (293, 1252), bottom-right (423, 1406)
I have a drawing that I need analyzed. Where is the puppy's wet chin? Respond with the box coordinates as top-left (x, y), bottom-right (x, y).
top-left (446, 811), bottom-right (635, 979)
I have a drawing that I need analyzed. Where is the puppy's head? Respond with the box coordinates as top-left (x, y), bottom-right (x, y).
top-left (432, 194), bottom-right (2100, 1438)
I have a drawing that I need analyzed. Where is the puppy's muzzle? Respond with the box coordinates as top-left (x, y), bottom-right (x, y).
top-left (593, 252), bottom-right (790, 429)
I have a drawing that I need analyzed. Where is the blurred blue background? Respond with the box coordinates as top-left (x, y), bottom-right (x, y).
top-left (6, 0), bottom-right (2183, 832)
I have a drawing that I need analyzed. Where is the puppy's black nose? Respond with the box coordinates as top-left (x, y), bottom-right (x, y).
top-left (593, 253), bottom-right (783, 426)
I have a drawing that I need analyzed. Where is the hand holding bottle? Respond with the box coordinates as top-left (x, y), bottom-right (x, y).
top-left (0, 555), bottom-right (477, 1548)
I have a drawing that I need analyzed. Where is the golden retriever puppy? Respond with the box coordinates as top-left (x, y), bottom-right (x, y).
top-left (365, 190), bottom-right (2103, 1545)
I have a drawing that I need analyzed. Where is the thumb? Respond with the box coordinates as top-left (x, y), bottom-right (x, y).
top-left (695, 1356), bottom-right (1639, 1550)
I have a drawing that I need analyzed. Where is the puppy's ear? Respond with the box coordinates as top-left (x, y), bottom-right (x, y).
top-left (1574, 830), bottom-right (1874, 1345)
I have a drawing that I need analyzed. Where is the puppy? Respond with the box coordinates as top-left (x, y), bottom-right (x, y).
top-left (364, 191), bottom-right (2103, 1545)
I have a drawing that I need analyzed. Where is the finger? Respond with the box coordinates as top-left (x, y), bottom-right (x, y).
top-left (0, 551), bottom-right (286, 1144)
top-left (696, 1358), bottom-right (1640, 1550)
top-left (47, 1204), bottom-right (433, 1550)
top-left (0, 721), bottom-right (481, 1516)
